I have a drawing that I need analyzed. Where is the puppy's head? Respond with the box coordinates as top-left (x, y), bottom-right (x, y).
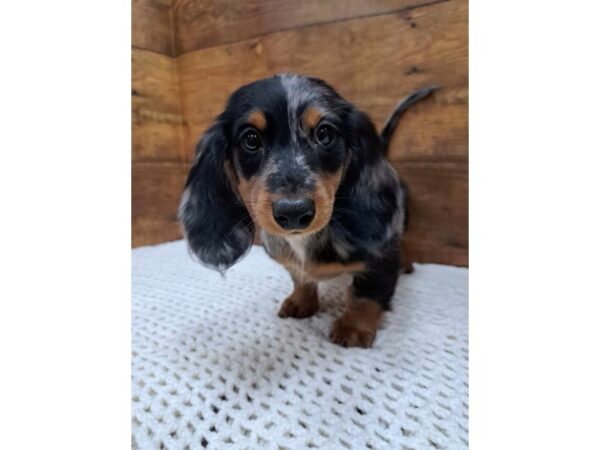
top-left (180, 74), bottom-right (380, 271)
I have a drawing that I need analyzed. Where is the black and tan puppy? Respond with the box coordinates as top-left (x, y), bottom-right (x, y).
top-left (179, 74), bottom-right (436, 347)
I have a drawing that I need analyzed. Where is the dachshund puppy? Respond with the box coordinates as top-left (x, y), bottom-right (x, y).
top-left (179, 74), bottom-right (436, 347)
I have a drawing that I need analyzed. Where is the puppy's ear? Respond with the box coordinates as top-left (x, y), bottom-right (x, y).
top-left (179, 123), bottom-right (254, 271)
top-left (345, 108), bottom-right (382, 163)
top-left (334, 108), bottom-right (404, 248)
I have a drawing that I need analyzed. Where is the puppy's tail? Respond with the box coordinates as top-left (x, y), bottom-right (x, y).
top-left (380, 86), bottom-right (439, 156)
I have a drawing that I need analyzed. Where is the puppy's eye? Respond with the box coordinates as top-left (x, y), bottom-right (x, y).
top-left (316, 124), bottom-right (336, 146)
top-left (242, 129), bottom-right (262, 152)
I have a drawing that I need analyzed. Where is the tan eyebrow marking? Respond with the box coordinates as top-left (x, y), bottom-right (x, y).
top-left (302, 106), bottom-right (323, 129)
top-left (247, 110), bottom-right (267, 131)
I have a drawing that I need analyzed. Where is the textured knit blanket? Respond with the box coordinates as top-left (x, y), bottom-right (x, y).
top-left (132, 240), bottom-right (468, 450)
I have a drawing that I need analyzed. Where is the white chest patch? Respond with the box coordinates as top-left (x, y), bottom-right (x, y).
top-left (286, 236), bottom-right (308, 262)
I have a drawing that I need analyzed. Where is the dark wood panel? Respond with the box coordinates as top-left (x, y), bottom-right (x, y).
top-left (132, 49), bottom-right (186, 163)
top-left (394, 161), bottom-right (468, 266)
top-left (177, 0), bottom-right (467, 163)
top-left (132, 0), bottom-right (174, 55)
top-left (387, 85), bottom-right (467, 164)
top-left (172, 0), bottom-right (440, 55)
top-left (131, 0), bottom-right (468, 265)
top-left (132, 162), bottom-right (187, 247)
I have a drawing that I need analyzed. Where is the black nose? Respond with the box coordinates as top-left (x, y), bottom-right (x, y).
top-left (272, 198), bottom-right (315, 230)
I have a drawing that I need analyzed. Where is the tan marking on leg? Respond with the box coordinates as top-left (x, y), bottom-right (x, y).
top-left (273, 252), bottom-right (365, 282)
top-left (330, 288), bottom-right (383, 348)
top-left (305, 261), bottom-right (366, 280)
top-left (278, 275), bottom-right (319, 319)
top-left (272, 254), bottom-right (306, 280)
top-left (247, 109), bottom-right (267, 131)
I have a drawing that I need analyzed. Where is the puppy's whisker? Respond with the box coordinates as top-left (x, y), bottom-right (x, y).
top-left (333, 206), bottom-right (357, 215)
top-left (226, 213), bottom-right (253, 238)
top-left (330, 217), bottom-right (352, 236)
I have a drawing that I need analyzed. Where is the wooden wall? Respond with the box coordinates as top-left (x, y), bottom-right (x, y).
top-left (132, 0), bottom-right (468, 266)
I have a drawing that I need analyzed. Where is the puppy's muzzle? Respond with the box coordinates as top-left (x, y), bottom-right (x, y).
top-left (272, 198), bottom-right (315, 230)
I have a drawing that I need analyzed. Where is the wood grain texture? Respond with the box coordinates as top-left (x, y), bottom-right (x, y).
top-left (132, 162), bottom-right (187, 246)
top-left (395, 161), bottom-right (468, 266)
top-left (177, 0), bottom-right (467, 163)
top-left (387, 85), bottom-right (467, 163)
top-left (132, 0), bottom-right (175, 55)
top-left (172, 0), bottom-right (442, 54)
top-left (132, 49), bottom-right (186, 163)
top-left (132, 0), bottom-right (468, 265)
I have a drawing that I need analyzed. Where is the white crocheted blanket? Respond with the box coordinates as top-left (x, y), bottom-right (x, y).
top-left (132, 240), bottom-right (468, 450)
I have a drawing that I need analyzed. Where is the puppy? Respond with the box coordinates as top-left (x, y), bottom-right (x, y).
top-left (179, 74), bottom-right (436, 347)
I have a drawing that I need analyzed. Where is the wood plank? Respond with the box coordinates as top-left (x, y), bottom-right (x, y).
top-left (177, 0), bottom-right (467, 163)
top-left (132, 49), bottom-right (186, 163)
top-left (394, 161), bottom-right (468, 266)
top-left (132, 162), bottom-right (187, 247)
top-left (131, 0), bottom-right (468, 264)
top-left (386, 85), bottom-right (467, 164)
top-left (172, 0), bottom-right (443, 54)
top-left (132, 0), bottom-right (174, 55)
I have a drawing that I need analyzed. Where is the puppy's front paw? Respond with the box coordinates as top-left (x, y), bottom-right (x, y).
top-left (278, 294), bottom-right (319, 319)
top-left (330, 316), bottom-right (377, 348)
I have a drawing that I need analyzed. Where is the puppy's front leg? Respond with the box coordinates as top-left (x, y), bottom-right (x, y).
top-left (278, 273), bottom-right (319, 319)
top-left (330, 261), bottom-right (399, 348)
top-left (330, 288), bottom-right (383, 348)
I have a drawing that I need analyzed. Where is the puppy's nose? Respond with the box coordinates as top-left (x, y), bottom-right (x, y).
top-left (272, 198), bottom-right (315, 230)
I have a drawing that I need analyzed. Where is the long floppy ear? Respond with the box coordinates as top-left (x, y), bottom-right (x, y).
top-left (179, 123), bottom-right (255, 271)
top-left (333, 108), bottom-right (404, 250)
